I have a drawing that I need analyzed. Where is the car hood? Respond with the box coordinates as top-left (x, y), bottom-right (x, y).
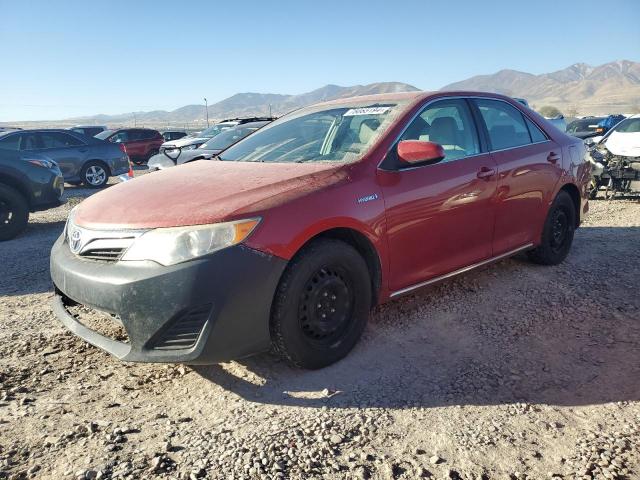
top-left (162, 136), bottom-right (209, 148)
top-left (604, 131), bottom-right (640, 157)
top-left (74, 161), bottom-right (348, 230)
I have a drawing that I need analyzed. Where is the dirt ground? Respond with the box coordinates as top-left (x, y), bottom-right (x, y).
top-left (0, 177), bottom-right (639, 480)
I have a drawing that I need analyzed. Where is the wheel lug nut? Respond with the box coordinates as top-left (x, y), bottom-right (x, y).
top-left (321, 314), bottom-right (326, 318)
top-left (323, 292), bottom-right (328, 297)
top-left (331, 308), bottom-right (335, 313)
top-left (331, 295), bottom-right (336, 300)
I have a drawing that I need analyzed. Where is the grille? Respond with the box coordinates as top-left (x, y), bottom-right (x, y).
top-left (151, 304), bottom-right (212, 351)
top-left (80, 247), bottom-right (125, 262)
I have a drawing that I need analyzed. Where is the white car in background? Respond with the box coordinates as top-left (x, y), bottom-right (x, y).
top-left (587, 114), bottom-right (640, 198)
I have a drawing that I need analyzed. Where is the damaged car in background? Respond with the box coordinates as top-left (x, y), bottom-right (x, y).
top-left (587, 114), bottom-right (640, 199)
top-left (148, 120), bottom-right (270, 171)
top-left (158, 117), bottom-right (275, 155)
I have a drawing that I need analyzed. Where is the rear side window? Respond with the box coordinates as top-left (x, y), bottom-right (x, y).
top-left (40, 132), bottom-right (84, 148)
top-left (475, 99), bottom-right (532, 150)
top-left (134, 130), bottom-right (158, 140)
top-left (0, 134), bottom-right (20, 150)
top-left (401, 98), bottom-right (480, 162)
top-left (525, 118), bottom-right (547, 143)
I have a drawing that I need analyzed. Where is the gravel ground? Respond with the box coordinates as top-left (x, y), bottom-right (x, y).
top-left (0, 177), bottom-right (639, 480)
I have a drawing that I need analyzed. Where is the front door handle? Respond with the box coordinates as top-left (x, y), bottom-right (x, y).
top-left (477, 166), bottom-right (496, 179)
top-left (547, 152), bottom-right (561, 164)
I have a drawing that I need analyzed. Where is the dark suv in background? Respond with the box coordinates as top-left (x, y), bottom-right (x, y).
top-left (0, 129), bottom-right (130, 188)
top-left (96, 128), bottom-right (164, 164)
top-left (0, 148), bottom-right (64, 240)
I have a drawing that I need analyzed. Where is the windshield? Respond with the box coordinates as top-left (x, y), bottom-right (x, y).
top-left (566, 118), bottom-right (604, 134)
top-left (200, 125), bottom-right (261, 150)
top-left (612, 117), bottom-right (640, 133)
top-left (219, 102), bottom-right (408, 163)
top-left (95, 130), bottom-right (115, 140)
top-left (198, 124), bottom-right (236, 138)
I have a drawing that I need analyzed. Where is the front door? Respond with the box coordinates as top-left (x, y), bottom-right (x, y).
top-left (379, 98), bottom-right (498, 293)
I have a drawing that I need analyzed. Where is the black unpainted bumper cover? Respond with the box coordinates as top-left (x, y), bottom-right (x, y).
top-left (50, 235), bottom-right (287, 364)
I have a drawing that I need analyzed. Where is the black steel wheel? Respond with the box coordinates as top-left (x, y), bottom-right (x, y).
top-left (271, 239), bottom-right (371, 369)
top-left (527, 190), bottom-right (576, 265)
top-left (0, 183), bottom-right (29, 241)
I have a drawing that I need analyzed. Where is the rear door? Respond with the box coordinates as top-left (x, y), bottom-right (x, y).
top-left (471, 98), bottom-right (562, 254)
top-left (380, 97), bottom-right (498, 293)
top-left (123, 129), bottom-right (144, 158)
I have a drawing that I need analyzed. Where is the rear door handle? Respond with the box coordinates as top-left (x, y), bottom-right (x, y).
top-left (547, 152), bottom-right (561, 164)
top-left (477, 166), bottom-right (496, 179)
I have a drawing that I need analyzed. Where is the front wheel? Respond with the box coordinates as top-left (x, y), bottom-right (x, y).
top-left (527, 190), bottom-right (576, 265)
top-left (270, 239), bottom-right (371, 369)
top-left (80, 161), bottom-right (109, 188)
top-left (0, 184), bottom-right (29, 241)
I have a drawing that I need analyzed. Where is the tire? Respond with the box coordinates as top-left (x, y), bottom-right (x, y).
top-left (80, 161), bottom-right (109, 188)
top-left (270, 239), bottom-right (371, 369)
top-left (0, 184), bottom-right (29, 241)
top-left (527, 190), bottom-right (576, 265)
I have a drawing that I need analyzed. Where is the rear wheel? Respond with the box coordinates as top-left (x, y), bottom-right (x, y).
top-left (0, 184), bottom-right (29, 241)
top-left (270, 239), bottom-right (371, 369)
top-left (527, 190), bottom-right (576, 265)
top-left (80, 161), bottom-right (109, 188)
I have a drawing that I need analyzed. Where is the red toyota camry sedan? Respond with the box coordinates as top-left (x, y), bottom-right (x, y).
top-left (51, 91), bottom-right (590, 369)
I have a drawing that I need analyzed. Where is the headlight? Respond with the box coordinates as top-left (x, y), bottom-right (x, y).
top-left (26, 158), bottom-right (56, 169)
top-left (64, 206), bottom-right (78, 240)
top-left (182, 144), bottom-right (198, 151)
top-left (120, 218), bottom-right (260, 266)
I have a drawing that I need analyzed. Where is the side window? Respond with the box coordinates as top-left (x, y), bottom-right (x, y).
top-left (401, 98), bottom-right (480, 162)
top-left (475, 99), bottom-right (533, 150)
top-left (110, 131), bottom-right (129, 143)
top-left (0, 134), bottom-right (21, 150)
top-left (20, 133), bottom-right (41, 150)
top-left (525, 118), bottom-right (547, 143)
top-left (40, 132), bottom-right (84, 148)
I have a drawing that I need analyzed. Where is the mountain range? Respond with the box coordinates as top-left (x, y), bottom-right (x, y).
top-left (441, 60), bottom-right (640, 115)
top-left (5, 60), bottom-right (639, 127)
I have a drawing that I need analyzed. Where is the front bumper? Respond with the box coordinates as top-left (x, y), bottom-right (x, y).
top-left (32, 171), bottom-right (65, 212)
top-left (50, 236), bottom-right (287, 363)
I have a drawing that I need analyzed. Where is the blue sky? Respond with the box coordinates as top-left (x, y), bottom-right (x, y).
top-left (1, 0), bottom-right (639, 121)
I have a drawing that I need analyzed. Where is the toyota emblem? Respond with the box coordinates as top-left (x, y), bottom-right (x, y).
top-left (69, 229), bottom-right (82, 254)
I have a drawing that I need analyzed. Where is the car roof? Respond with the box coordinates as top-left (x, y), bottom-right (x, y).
top-left (1, 128), bottom-right (75, 133)
top-left (313, 90), bottom-right (528, 108)
top-left (237, 121), bottom-right (270, 128)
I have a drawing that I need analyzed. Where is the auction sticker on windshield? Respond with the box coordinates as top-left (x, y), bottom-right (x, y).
top-left (343, 107), bottom-right (391, 116)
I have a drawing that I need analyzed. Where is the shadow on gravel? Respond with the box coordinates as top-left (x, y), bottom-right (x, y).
top-left (194, 226), bottom-right (640, 410)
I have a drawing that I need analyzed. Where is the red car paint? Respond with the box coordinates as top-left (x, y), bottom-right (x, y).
top-left (103, 128), bottom-right (164, 161)
top-left (75, 91), bottom-right (589, 303)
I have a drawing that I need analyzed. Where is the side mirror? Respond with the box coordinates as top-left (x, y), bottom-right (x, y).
top-left (397, 140), bottom-right (445, 166)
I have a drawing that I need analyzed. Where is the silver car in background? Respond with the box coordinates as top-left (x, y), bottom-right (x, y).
top-left (148, 120), bottom-right (270, 171)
